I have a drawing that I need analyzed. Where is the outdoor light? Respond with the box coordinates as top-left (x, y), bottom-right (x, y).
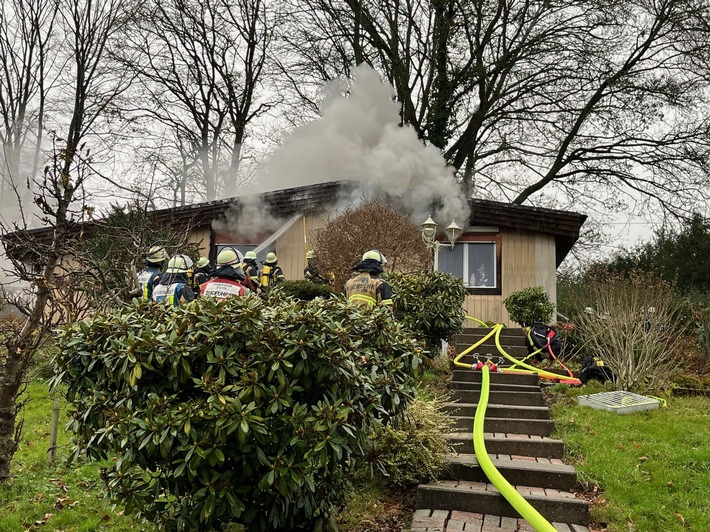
top-left (420, 215), bottom-right (464, 272)
top-left (445, 220), bottom-right (463, 246)
top-left (421, 215), bottom-right (437, 244)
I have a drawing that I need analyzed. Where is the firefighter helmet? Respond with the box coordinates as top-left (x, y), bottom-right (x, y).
top-left (145, 245), bottom-right (166, 263)
top-left (362, 249), bottom-right (387, 265)
top-left (196, 257), bottom-right (210, 269)
top-left (265, 252), bottom-right (278, 264)
top-left (217, 247), bottom-right (241, 266)
top-left (244, 250), bottom-right (257, 260)
top-left (306, 250), bottom-right (316, 259)
top-left (165, 254), bottom-right (193, 274)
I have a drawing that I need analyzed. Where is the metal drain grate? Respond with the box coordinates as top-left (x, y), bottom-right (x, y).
top-left (578, 390), bottom-right (660, 414)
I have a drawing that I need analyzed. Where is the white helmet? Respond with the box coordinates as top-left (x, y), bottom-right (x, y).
top-left (145, 246), bottom-right (166, 263)
top-left (165, 254), bottom-right (193, 274)
top-left (217, 247), bottom-right (242, 266)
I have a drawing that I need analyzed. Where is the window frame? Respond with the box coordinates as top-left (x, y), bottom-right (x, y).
top-left (439, 233), bottom-right (502, 295)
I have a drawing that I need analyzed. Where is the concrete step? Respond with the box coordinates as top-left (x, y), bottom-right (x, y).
top-left (448, 369), bottom-right (539, 386)
top-left (458, 327), bottom-right (527, 338)
top-left (443, 402), bottom-right (550, 420)
top-left (448, 389), bottom-right (546, 406)
top-left (450, 416), bottom-right (554, 436)
top-left (453, 336), bottom-right (528, 358)
top-left (447, 432), bottom-right (564, 459)
top-left (416, 480), bottom-right (589, 526)
top-left (406, 509), bottom-right (590, 531)
top-left (447, 380), bottom-right (541, 393)
top-left (456, 327), bottom-right (527, 342)
top-left (440, 453), bottom-right (577, 491)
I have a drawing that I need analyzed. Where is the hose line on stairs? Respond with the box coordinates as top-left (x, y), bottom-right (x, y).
top-left (454, 318), bottom-right (561, 531)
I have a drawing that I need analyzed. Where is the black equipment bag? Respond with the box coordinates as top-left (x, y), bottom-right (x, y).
top-left (579, 356), bottom-right (615, 384)
top-left (527, 322), bottom-right (564, 360)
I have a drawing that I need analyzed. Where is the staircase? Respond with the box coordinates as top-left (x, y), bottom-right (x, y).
top-left (406, 328), bottom-right (590, 532)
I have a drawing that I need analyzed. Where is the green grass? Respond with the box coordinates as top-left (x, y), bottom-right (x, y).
top-left (0, 382), bottom-right (412, 532)
top-left (550, 384), bottom-right (710, 532)
top-left (0, 382), bottom-right (152, 532)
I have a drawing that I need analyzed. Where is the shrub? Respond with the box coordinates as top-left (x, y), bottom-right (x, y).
top-left (502, 286), bottom-right (555, 326)
top-left (386, 271), bottom-right (467, 353)
top-left (368, 390), bottom-right (454, 489)
top-left (275, 280), bottom-right (335, 300)
top-left (564, 270), bottom-right (689, 392)
top-left (52, 295), bottom-right (424, 531)
top-left (311, 200), bottom-right (430, 291)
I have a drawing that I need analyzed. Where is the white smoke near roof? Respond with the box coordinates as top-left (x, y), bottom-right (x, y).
top-left (217, 64), bottom-right (469, 238)
top-left (255, 64), bottom-right (469, 226)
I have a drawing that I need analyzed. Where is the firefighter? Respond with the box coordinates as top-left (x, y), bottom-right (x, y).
top-left (303, 250), bottom-right (330, 285)
top-left (200, 247), bottom-right (249, 300)
top-left (152, 254), bottom-right (196, 306)
top-left (192, 256), bottom-right (212, 292)
top-left (240, 250), bottom-right (260, 293)
top-left (133, 245), bottom-right (166, 300)
top-left (344, 250), bottom-right (393, 308)
top-left (260, 252), bottom-right (285, 291)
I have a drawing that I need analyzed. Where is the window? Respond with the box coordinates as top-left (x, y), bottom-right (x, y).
top-left (438, 238), bottom-right (500, 294)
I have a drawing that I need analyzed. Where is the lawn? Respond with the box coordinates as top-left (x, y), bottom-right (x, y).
top-left (549, 384), bottom-right (710, 532)
top-left (7, 380), bottom-right (708, 532)
top-left (0, 381), bottom-right (151, 532)
top-left (0, 382), bottom-right (410, 532)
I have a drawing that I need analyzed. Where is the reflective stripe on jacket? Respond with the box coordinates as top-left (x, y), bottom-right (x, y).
top-left (344, 272), bottom-right (392, 307)
top-left (152, 282), bottom-right (186, 307)
top-left (137, 268), bottom-right (161, 300)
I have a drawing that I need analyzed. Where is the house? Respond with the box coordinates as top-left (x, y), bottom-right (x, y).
top-left (3, 180), bottom-right (586, 326)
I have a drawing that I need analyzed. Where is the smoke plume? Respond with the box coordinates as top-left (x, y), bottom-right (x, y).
top-left (220, 64), bottom-right (469, 236)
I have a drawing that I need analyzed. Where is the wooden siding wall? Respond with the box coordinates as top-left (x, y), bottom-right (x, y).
top-left (275, 214), bottom-right (328, 281)
top-left (462, 229), bottom-right (557, 327)
top-left (189, 227), bottom-right (212, 256)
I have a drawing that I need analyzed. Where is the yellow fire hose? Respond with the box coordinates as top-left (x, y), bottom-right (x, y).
top-left (470, 365), bottom-right (557, 532)
top-left (463, 317), bottom-right (581, 384)
top-left (453, 316), bottom-right (583, 530)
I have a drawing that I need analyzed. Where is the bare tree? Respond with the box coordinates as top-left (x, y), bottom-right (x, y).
top-left (277, 0), bottom-right (710, 217)
top-left (123, 0), bottom-right (277, 203)
top-left (0, 0), bottom-right (132, 480)
top-left (0, 0), bottom-right (58, 223)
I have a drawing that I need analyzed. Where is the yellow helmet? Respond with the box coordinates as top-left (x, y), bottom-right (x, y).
top-left (265, 252), bottom-right (278, 264)
top-left (196, 257), bottom-right (210, 269)
top-left (362, 249), bottom-right (387, 265)
top-left (165, 254), bottom-right (193, 274)
top-left (244, 250), bottom-right (257, 260)
top-left (217, 247), bottom-right (241, 266)
top-left (306, 250), bottom-right (316, 259)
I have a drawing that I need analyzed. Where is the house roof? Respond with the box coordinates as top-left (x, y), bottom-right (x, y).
top-left (468, 197), bottom-right (587, 266)
top-left (4, 180), bottom-right (586, 265)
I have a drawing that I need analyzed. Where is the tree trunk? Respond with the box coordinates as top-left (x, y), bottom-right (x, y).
top-left (0, 352), bottom-right (22, 480)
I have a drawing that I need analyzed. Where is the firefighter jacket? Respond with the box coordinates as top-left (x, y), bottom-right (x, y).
top-left (152, 273), bottom-right (196, 306)
top-left (344, 272), bottom-right (393, 307)
top-left (192, 267), bottom-right (211, 292)
top-left (136, 267), bottom-right (162, 300)
top-left (240, 260), bottom-right (259, 292)
top-left (304, 260), bottom-right (330, 285)
top-left (200, 264), bottom-right (248, 300)
top-left (201, 277), bottom-right (247, 300)
top-left (260, 263), bottom-right (285, 289)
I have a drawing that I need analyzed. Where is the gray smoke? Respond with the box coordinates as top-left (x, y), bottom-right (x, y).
top-left (221, 64), bottom-right (469, 235)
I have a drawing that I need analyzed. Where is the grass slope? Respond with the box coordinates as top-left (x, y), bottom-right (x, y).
top-left (550, 385), bottom-right (710, 532)
top-left (0, 382), bottom-right (151, 531)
